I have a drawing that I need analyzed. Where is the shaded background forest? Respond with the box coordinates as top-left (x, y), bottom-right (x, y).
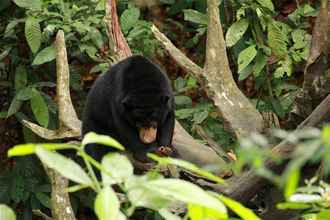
top-left (1, 0), bottom-right (330, 219)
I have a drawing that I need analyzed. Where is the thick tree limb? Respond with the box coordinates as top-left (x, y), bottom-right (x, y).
top-left (288, 0), bottom-right (330, 127)
top-left (152, 0), bottom-right (264, 138)
top-left (22, 31), bottom-right (81, 139)
top-left (218, 94), bottom-right (330, 203)
top-left (105, 0), bottom-right (132, 60)
top-left (22, 31), bottom-right (78, 220)
top-left (44, 167), bottom-right (76, 220)
top-left (151, 25), bottom-right (203, 77)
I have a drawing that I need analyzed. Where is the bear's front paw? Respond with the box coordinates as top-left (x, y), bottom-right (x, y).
top-left (156, 146), bottom-right (174, 157)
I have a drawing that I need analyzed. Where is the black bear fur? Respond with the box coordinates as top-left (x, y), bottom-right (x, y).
top-left (82, 55), bottom-right (175, 162)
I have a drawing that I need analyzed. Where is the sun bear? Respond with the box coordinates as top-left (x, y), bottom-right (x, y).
top-left (82, 55), bottom-right (175, 162)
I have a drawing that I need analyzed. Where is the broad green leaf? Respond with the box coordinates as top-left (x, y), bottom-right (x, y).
top-left (218, 195), bottom-right (261, 220)
top-left (238, 64), bottom-right (253, 81)
top-left (7, 95), bottom-right (22, 118)
top-left (82, 132), bottom-right (124, 150)
top-left (274, 57), bottom-right (292, 78)
top-left (317, 210), bottom-right (330, 220)
top-left (25, 17), bottom-right (41, 54)
top-left (238, 45), bottom-right (257, 73)
top-left (30, 89), bottom-right (49, 127)
top-left (13, 0), bottom-right (41, 10)
top-left (32, 45), bottom-right (56, 65)
top-left (175, 108), bottom-right (195, 119)
top-left (128, 183), bottom-right (172, 209)
top-left (175, 96), bottom-right (192, 106)
top-left (256, 0), bottom-right (274, 12)
top-left (17, 87), bottom-right (34, 101)
top-left (284, 168), bottom-right (300, 199)
top-left (188, 203), bottom-right (226, 220)
top-left (289, 193), bottom-right (322, 203)
top-left (143, 179), bottom-right (227, 217)
top-left (149, 154), bottom-right (225, 184)
top-left (4, 20), bottom-right (20, 37)
top-left (268, 22), bottom-right (287, 58)
top-left (89, 27), bottom-right (104, 49)
top-left (95, 186), bottom-right (120, 220)
top-left (8, 143), bottom-right (76, 157)
top-left (0, 204), bottom-right (16, 220)
top-left (35, 146), bottom-right (93, 185)
top-left (193, 110), bottom-right (208, 124)
top-left (36, 192), bottom-right (51, 208)
top-left (159, 208), bottom-right (181, 220)
top-left (183, 9), bottom-right (207, 25)
top-left (270, 98), bottom-right (285, 118)
top-left (226, 19), bottom-right (249, 47)
top-left (15, 65), bottom-right (27, 91)
top-left (120, 7), bottom-right (140, 34)
top-left (253, 52), bottom-right (267, 77)
top-left (276, 202), bottom-right (311, 210)
top-left (101, 153), bottom-right (133, 185)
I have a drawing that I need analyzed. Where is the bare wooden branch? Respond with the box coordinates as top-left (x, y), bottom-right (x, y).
top-left (22, 31), bottom-right (81, 140)
top-left (219, 94), bottom-right (330, 203)
top-left (56, 31), bottom-right (81, 133)
top-left (204, 0), bottom-right (264, 138)
top-left (44, 167), bottom-right (76, 220)
top-left (151, 25), bottom-right (203, 78)
top-left (105, 0), bottom-right (132, 60)
top-left (152, 0), bottom-right (264, 138)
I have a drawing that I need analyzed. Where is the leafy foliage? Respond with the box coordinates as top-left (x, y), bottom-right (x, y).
top-left (7, 132), bottom-right (262, 220)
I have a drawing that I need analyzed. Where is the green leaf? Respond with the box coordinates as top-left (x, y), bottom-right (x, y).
top-left (284, 168), bottom-right (300, 200)
top-left (13, 0), bottom-right (41, 10)
top-left (174, 96), bottom-right (192, 106)
top-left (8, 143), bottom-right (76, 157)
top-left (183, 9), bottom-right (207, 25)
top-left (120, 7), bottom-right (140, 34)
top-left (95, 186), bottom-right (120, 220)
top-left (225, 19), bottom-right (249, 47)
top-left (35, 146), bottom-right (93, 185)
top-left (256, 0), bottom-right (274, 12)
top-left (32, 45), bottom-right (56, 65)
top-left (0, 204), bottom-right (16, 220)
top-left (218, 195), bottom-right (261, 220)
top-left (274, 57), bottom-right (292, 78)
top-left (101, 153), bottom-right (133, 185)
top-left (238, 64), bottom-right (253, 81)
top-left (270, 98), bottom-right (285, 118)
top-left (7, 95), bottom-right (22, 118)
top-left (36, 192), bottom-right (51, 208)
top-left (17, 87), bottom-right (34, 101)
top-left (25, 17), bottom-right (41, 54)
top-left (188, 203), bottom-right (228, 220)
top-left (175, 108), bottom-right (195, 119)
top-left (4, 20), bottom-right (20, 37)
top-left (148, 154), bottom-right (225, 184)
top-left (276, 202), bottom-right (311, 210)
top-left (253, 52), bottom-right (267, 77)
top-left (238, 45), bottom-right (257, 73)
top-left (15, 65), bottom-right (27, 91)
top-left (82, 132), bottom-right (124, 150)
top-left (159, 208), bottom-right (181, 220)
top-left (268, 22), bottom-right (287, 58)
top-left (193, 110), bottom-right (208, 124)
top-left (30, 89), bottom-right (49, 127)
top-left (89, 27), bottom-right (104, 49)
top-left (143, 179), bottom-right (227, 217)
